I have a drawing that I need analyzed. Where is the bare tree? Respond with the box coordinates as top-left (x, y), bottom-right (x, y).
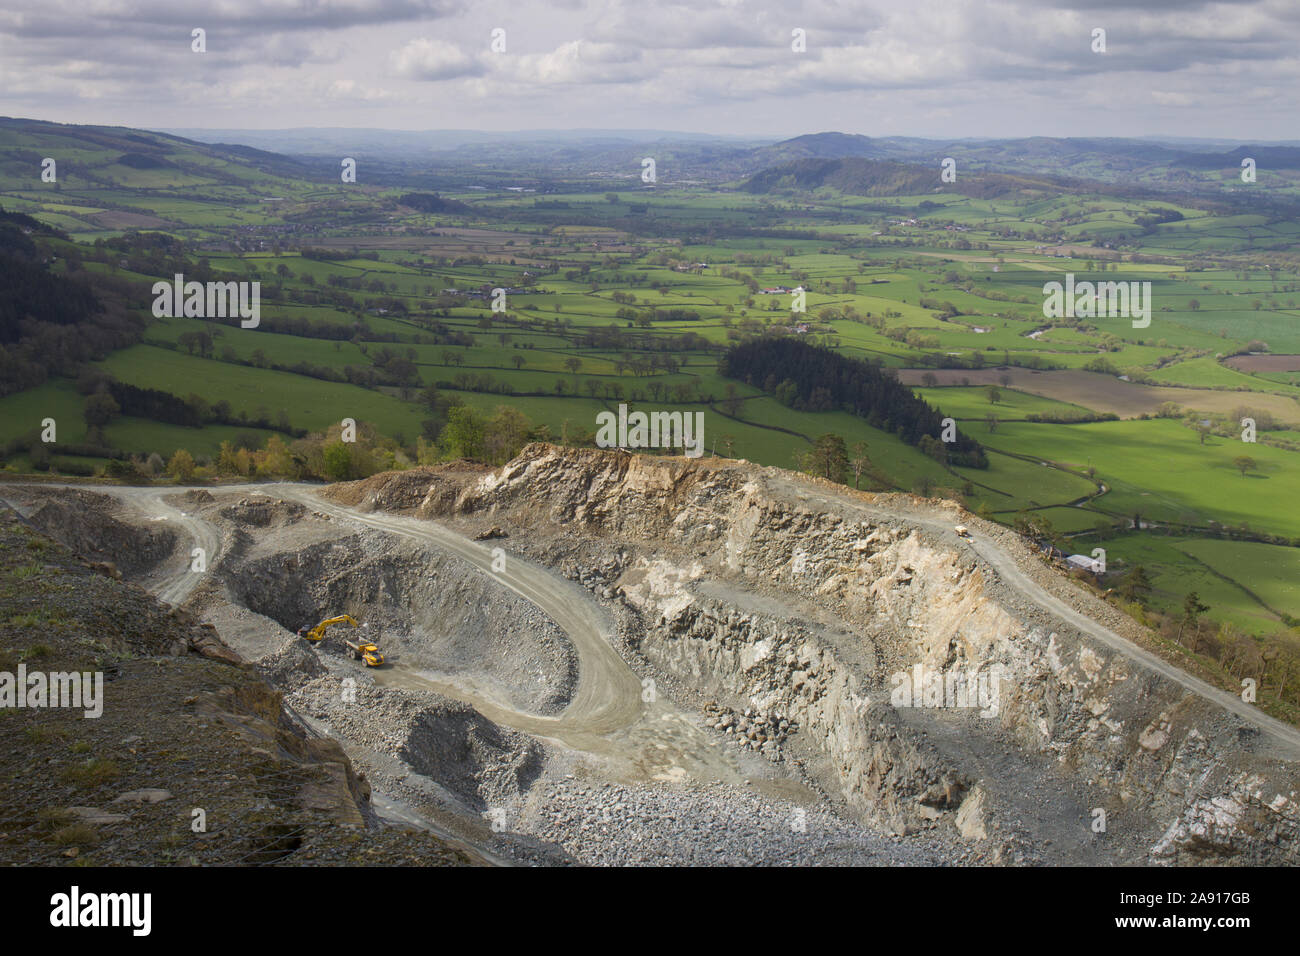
top-left (850, 441), bottom-right (870, 489)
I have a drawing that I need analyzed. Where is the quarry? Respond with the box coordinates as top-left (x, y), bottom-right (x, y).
top-left (2, 443), bottom-right (1297, 866)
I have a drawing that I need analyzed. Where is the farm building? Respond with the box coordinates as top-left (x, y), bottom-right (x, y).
top-left (1066, 554), bottom-right (1103, 574)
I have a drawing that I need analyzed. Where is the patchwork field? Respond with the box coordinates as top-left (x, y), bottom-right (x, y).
top-left (900, 368), bottom-right (1300, 423)
top-left (3, 115), bottom-right (1300, 639)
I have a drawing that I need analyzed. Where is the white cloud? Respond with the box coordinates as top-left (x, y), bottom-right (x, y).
top-left (390, 37), bottom-right (484, 80)
top-left (504, 40), bottom-right (646, 86)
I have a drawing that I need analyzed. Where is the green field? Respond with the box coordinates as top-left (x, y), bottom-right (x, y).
top-left (95, 345), bottom-right (428, 438)
top-left (964, 418), bottom-right (1300, 537)
top-left (1104, 533), bottom-right (1300, 635)
top-left (916, 386), bottom-right (1091, 420)
top-left (5, 116), bottom-right (1300, 627)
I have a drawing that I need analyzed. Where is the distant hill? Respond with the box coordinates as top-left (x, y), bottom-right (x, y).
top-left (159, 126), bottom-right (753, 156)
top-left (30, 118), bottom-right (1295, 195)
top-left (0, 116), bottom-right (314, 190)
top-left (741, 156), bottom-right (1064, 200)
top-left (1178, 144), bottom-right (1300, 170)
top-left (750, 132), bottom-right (891, 164)
top-left (746, 134), bottom-right (1300, 199)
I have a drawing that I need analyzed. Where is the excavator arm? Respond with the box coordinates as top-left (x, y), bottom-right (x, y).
top-left (303, 614), bottom-right (358, 643)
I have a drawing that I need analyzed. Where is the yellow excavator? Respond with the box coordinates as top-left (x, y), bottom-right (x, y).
top-left (298, 614), bottom-right (385, 667)
top-left (301, 614), bottom-right (358, 644)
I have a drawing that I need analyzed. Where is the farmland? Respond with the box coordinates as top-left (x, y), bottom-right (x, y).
top-left (2, 117), bottom-right (1299, 636)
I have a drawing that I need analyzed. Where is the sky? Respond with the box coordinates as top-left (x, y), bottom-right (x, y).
top-left (0, 0), bottom-right (1296, 140)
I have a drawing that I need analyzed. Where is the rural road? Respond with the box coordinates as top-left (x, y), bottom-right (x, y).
top-left (963, 529), bottom-right (1300, 757)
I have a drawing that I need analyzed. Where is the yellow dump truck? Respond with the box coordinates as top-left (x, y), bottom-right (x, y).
top-left (343, 635), bottom-right (385, 667)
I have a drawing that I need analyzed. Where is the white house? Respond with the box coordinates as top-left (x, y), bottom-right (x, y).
top-left (1066, 554), bottom-right (1103, 574)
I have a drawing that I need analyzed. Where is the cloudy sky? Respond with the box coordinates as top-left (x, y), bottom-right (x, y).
top-left (0, 0), bottom-right (1295, 139)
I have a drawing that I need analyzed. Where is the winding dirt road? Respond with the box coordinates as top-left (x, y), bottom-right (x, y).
top-left (37, 482), bottom-right (759, 788)
top-left (272, 486), bottom-right (644, 737)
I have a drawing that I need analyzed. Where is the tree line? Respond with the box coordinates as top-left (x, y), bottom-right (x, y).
top-left (719, 339), bottom-right (988, 468)
top-left (0, 209), bottom-right (143, 397)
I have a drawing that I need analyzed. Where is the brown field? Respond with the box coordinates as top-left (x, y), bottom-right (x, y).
top-left (88, 210), bottom-right (174, 229)
top-left (898, 366), bottom-right (1300, 423)
top-left (1224, 354), bottom-right (1300, 373)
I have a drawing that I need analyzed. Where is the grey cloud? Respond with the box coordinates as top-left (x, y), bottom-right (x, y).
top-left (0, 0), bottom-right (466, 39)
top-left (0, 0), bottom-right (1294, 136)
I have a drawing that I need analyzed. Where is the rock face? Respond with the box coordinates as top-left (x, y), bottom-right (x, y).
top-left (219, 498), bottom-right (306, 528)
top-left (1151, 773), bottom-right (1299, 864)
top-left (422, 443), bottom-right (1300, 863)
top-left (25, 493), bottom-right (177, 576)
top-left (330, 465), bottom-right (487, 516)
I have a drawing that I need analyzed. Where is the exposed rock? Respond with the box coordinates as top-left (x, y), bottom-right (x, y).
top-left (956, 787), bottom-right (988, 841)
top-left (113, 789), bottom-right (173, 804)
top-left (66, 807), bottom-right (129, 825)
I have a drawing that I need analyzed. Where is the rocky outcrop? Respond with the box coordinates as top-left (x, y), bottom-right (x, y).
top-left (1151, 771), bottom-right (1299, 864)
top-left (25, 492), bottom-right (177, 576)
top-left (438, 444), bottom-right (1300, 863)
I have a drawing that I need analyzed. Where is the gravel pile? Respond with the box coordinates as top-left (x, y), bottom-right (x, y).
top-left (519, 779), bottom-right (954, 866)
top-left (701, 702), bottom-right (797, 762)
top-left (288, 667), bottom-right (545, 813)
